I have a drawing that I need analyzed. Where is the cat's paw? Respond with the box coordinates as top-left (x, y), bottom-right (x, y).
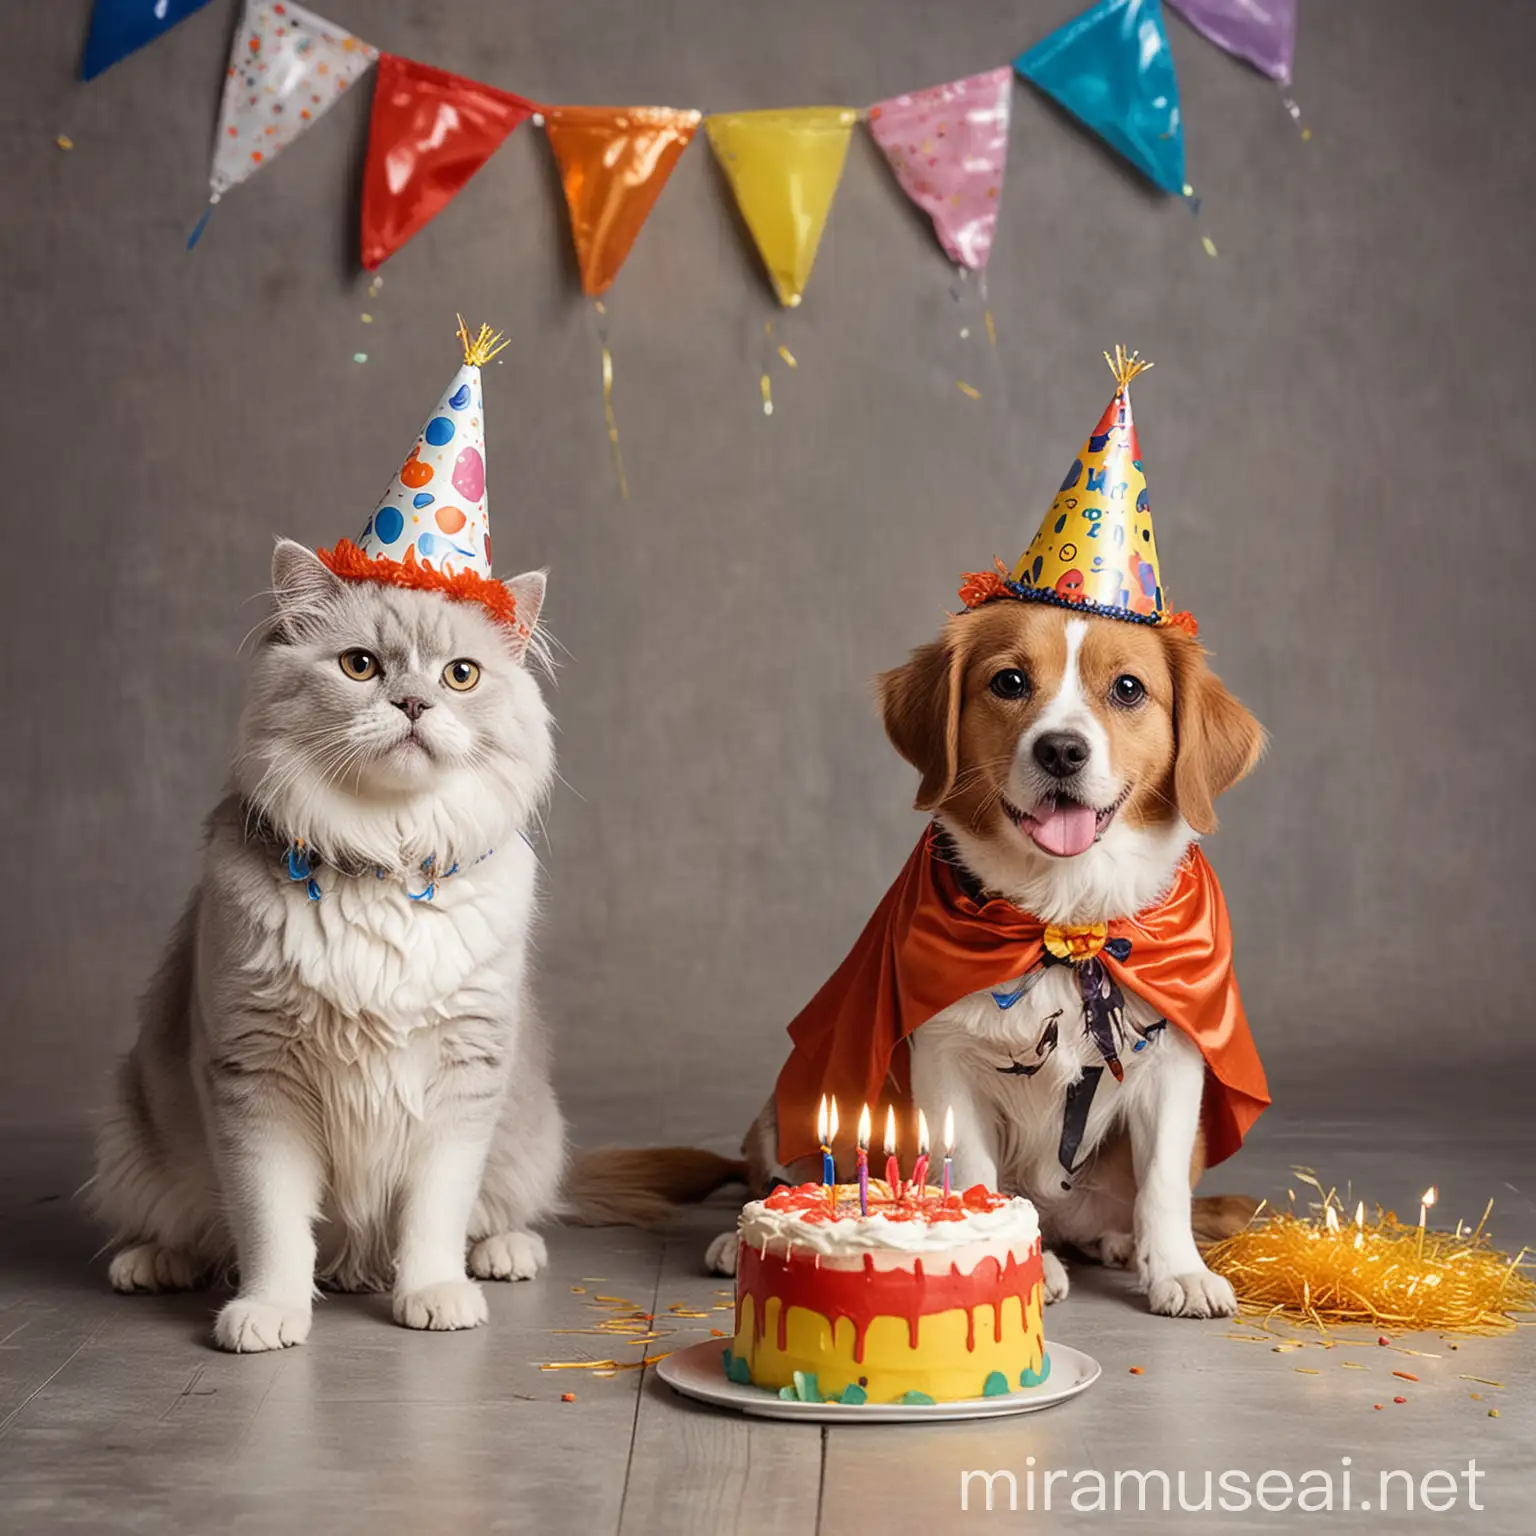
top-left (1147, 1268), bottom-right (1237, 1319)
top-left (1042, 1249), bottom-right (1070, 1303)
top-left (393, 1279), bottom-right (488, 1332)
top-left (108, 1242), bottom-right (198, 1294)
top-left (212, 1295), bottom-right (311, 1353)
top-left (468, 1230), bottom-right (545, 1281)
top-left (705, 1231), bottom-right (739, 1277)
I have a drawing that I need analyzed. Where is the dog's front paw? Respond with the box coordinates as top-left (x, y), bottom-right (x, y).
top-left (705, 1231), bottom-right (740, 1277)
top-left (393, 1279), bottom-right (488, 1332)
top-left (213, 1295), bottom-right (312, 1353)
top-left (1147, 1268), bottom-right (1237, 1319)
top-left (1042, 1249), bottom-right (1070, 1303)
top-left (109, 1242), bottom-right (199, 1294)
top-left (469, 1231), bottom-right (546, 1281)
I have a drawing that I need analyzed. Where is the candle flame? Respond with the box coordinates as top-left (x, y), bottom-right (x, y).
top-left (1355, 1200), bottom-right (1365, 1230)
top-left (828, 1096), bottom-right (839, 1142)
top-left (943, 1105), bottom-right (955, 1153)
top-left (817, 1094), bottom-right (828, 1147)
top-left (1423, 1186), bottom-right (1439, 1209)
top-left (883, 1105), bottom-right (897, 1156)
top-left (917, 1109), bottom-right (929, 1157)
top-left (1324, 1205), bottom-right (1340, 1232)
top-left (857, 1103), bottom-right (871, 1149)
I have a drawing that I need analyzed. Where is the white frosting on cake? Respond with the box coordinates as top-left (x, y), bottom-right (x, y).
top-left (738, 1187), bottom-right (1039, 1260)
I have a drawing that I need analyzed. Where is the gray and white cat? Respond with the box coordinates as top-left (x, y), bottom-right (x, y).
top-left (91, 540), bottom-right (567, 1352)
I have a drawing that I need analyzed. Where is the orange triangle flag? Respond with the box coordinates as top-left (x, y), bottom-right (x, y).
top-left (544, 106), bottom-right (702, 296)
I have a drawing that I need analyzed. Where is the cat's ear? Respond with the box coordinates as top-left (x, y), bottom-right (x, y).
top-left (502, 570), bottom-right (546, 665)
top-left (271, 539), bottom-right (343, 637)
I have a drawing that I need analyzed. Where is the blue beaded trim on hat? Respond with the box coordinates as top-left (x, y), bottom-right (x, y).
top-left (1000, 580), bottom-right (1163, 627)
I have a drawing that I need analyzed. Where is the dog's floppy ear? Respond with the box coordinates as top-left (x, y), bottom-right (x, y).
top-left (1165, 631), bottom-right (1266, 836)
top-left (878, 626), bottom-right (968, 812)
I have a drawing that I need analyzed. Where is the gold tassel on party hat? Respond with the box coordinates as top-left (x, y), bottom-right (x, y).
top-left (1103, 343), bottom-right (1152, 393)
top-left (456, 314), bottom-right (510, 368)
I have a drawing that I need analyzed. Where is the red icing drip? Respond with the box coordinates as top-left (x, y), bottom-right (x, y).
top-left (763, 1180), bottom-right (1009, 1223)
top-left (737, 1239), bottom-right (1042, 1366)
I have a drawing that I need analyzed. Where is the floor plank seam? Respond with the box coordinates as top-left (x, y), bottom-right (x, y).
top-left (614, 1234), bottom-right (669, 1534)
top-left (0, 1315), bottom-right (110, 1441)
top-left (813, 1424), bottom-right (828, 1535)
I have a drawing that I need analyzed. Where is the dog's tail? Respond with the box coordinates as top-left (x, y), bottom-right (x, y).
top-left (560, 1146), bottom-right (748, 1229)
top-left (1192, 1192), bottom-right (1261, 1245)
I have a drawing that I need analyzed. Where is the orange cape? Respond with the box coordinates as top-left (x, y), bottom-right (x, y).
top-left (774, 830), bottom-right (1268, 1168)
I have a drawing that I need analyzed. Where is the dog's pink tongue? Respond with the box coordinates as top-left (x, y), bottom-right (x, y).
top-left (1027, 798), bottom-right (1097, 857)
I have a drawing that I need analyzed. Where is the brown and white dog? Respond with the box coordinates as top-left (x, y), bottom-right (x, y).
top-left (706, 599), bottom-right (1265, 1318)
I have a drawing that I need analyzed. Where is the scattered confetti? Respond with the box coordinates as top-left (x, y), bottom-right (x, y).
top-left (955, 380), bottom-right (981, 400)
top-left (1378, 1336), bottom-right (1392, 1347)
top-left (1301, 128), bottom-right (1312, 141)
top-left (571, 1286), bottom-right (586, 1294)
top-left (710, 1329), bottom-right (727, 1338)
top-left (1341, 1362), bottom-right (1365, 1370)
top-left (1201, 235), bottom-right (1219, 259)
top-left (1392, 1371), bottom-right (1419, 1382)
top-left (1460, 1375), bottom-right (1504, 1388)
top-left (1488, 1408), bottom-right (1500, 1418)
top-left (1128, 1366), bottom-right (1144, 1375)
top-left (56, 134), bottom-right (74, 151)
top-left (360, 313), bottom-right (374, 324)
top-left (368, 275), bottom-right (384, 297)
top-left (984, 309), bottom-right (997, 349)
top-left (1470, 1392), bottom-right (1481, 1400)
top-left (1373, 1403), bottom-right (1383, 1411)
top-left (1393, 1395), bottom-right (1408, 1404)
top-left (352, 352), bottom-right (368, 364)
top-left (561, 1393), bottom-right (575, 1403)
top-left (777, 345), bottom-right (797, 369)
top-left (1294, 1368), bottom-right (1320, 1375)
top-left (760, 374), bottom-right (773, 416)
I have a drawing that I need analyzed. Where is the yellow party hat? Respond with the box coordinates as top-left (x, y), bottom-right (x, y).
top-left (963, 349), bottom-right (1180, 627)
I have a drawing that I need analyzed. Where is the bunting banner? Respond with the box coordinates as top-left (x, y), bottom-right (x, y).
top-left (208, 2), bottom-right (375, 201)
top-left (1168, 0), bottom-right (1296, 85)
top-left (866, 67), bottom-right (1013, 272)
top-left (544, 106), bottom-right (702, 296)
top-left (1016, 0), bottom-right (1186, 196)
top-left (361, 55), bottom-right (536, 270)
top-left (81, 0), bottom-right (215, 82)
top-left (706, 108), bottom-right (858, 307)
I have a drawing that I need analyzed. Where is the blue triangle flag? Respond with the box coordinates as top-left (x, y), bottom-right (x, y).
top-left (81, 0), bottom-right (215, 82)
top-left (1015, 0), bottom-right (1186, 194)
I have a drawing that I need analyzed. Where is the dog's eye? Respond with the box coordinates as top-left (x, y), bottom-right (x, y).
top-left (339, 649), bottom-right (380, 681)
top-left (989, 669), bottom-right (1030, 701)
top-left (1111, 674), bottom-right (1145, 707)
top-left (443, 659), bottom-right (481, 692)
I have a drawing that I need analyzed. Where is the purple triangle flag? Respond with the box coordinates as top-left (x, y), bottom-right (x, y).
top-left (1167, 0), bottom-right (1296, 85)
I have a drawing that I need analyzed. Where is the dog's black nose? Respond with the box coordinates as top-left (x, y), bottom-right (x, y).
top-left (1033, 730), bottom-right (1090, 779)
top-left (392, 696), bottom-right (432, 722)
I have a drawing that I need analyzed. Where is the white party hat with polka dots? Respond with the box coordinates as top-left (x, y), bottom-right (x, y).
top-left (319, 319), bottom-right (520, 625)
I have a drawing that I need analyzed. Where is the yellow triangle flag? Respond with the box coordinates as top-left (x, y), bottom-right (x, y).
top-left (705, 107), bottom-right (857, 306)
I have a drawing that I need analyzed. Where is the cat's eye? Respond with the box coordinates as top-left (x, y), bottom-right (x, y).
top-left (443, 659), bottom-right (481, 692)
top-left (339, 649), bottom-right (380, 681)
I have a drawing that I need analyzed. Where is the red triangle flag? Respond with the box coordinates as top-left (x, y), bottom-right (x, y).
top-left (361, 55), bottom-right (535, 270)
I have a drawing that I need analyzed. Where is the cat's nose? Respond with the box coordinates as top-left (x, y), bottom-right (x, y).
top-left (392, 696), bottom-right (432, 722)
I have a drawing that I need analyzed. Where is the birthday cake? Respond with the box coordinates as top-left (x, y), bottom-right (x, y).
top-left (726, 1182), bottom-right (1048, 1405)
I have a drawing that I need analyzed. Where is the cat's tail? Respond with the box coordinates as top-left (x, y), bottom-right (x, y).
top-left (560, 1146), bottom-right (748, 1229)
top-left (1192, 1193), bottom-right (1261, 1244)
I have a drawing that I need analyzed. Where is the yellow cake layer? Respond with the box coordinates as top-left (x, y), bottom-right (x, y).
top-left (734, 1284), bottom-right (1044, 1404)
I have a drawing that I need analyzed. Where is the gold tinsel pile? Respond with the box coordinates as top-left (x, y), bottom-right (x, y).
top-left (1204, 1173), bottom-right (1536, 1335)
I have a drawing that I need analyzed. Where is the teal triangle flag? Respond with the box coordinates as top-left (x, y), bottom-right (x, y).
top-left (1015, 0), bottom-right (1186, 194)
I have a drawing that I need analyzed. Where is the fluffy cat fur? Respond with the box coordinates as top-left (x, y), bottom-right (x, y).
top-left (90, 541), bottom-right (566, 1351)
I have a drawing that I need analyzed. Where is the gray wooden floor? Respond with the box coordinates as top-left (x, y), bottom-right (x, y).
top-left (2, 1105), bottom-right (1532, 1534)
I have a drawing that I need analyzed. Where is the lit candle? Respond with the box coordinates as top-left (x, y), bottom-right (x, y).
top-left (883, 1105), bottom-right (901, 1203)
top-left (856, 1104), bottom-right (871, 1217)
top-left (911, 1109), bottom-right (931, 1204)
top-left (1417, 1185), bottom-right (1437, 1260)
top-left (817, 1095), bottom-right (835, 1204)
top-left (941, 1105), bottom-right (955, 1205)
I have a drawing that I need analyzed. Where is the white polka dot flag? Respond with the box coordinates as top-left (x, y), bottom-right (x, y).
top-left (208, 1), bottom-right (375, 201)
top-left (355, 320), bottom-right (507, 580)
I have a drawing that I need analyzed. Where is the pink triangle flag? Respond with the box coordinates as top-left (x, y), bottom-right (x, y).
top-left (866, 67), bottom-right (1013, 271)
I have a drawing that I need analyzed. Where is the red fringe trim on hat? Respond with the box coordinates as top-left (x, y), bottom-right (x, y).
top-left (958, 561), bottom-right (1015, 609)
top-left (316, 539), bottom-right (519, 628)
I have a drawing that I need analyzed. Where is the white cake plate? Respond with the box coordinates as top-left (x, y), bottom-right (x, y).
top-left (657, 1339), bottom-right (1100, 1424)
